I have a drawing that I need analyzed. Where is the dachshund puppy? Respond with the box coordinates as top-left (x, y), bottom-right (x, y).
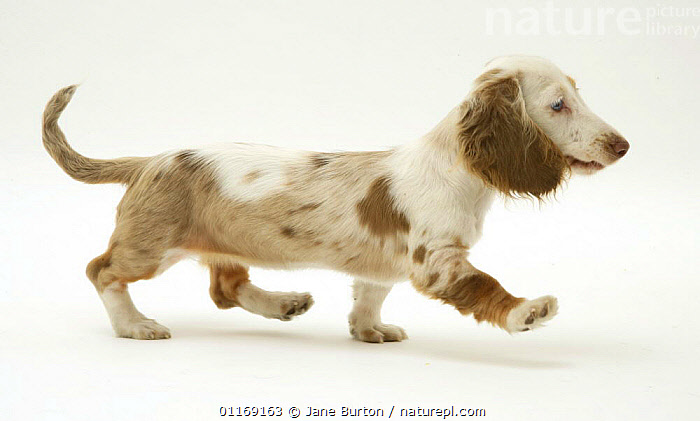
top-left (42, 56), bottom-right (628, 342)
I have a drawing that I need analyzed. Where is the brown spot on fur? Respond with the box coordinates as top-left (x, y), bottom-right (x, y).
top-left (242, 170), bottom-right (262, 183)
top-left (415, 270), bottom-right (524, 329)
top-left (459, 69), bottom-right (569, 198)
top-left (287, 203), bottom-right (321, 215)
top-left (567, 75), bottom-right (577, 89)
top-left (397, 243), bottom-right (409, 255)
top-left (356, 176), bottom-right (410, 237)
top-left (427, 272), bottom-right (440, 287)
top-left (174, 150), bottom-right (202, 168)
top-left (447, 272), bottom-right (523, 328)
top-left (279, 225), bottom-right (321, 244)
top-left (412, 245), bottom-right (427, 264)
top-left (208, 263), bottom-right (250, 309)
top-left (310, 153), bottom-right (334, 168)
top-left (344, 255), bottom-right (359, 266)
top-left (174, 149), bottom-right (217, 192)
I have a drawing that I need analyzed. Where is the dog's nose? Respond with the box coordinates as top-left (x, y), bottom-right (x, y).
top-left (607, 134), bottom-right (630, 158)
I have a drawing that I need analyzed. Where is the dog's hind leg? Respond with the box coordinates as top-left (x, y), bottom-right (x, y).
top-left (206, 257), bottom-right (313, 321)
top-left (87, 242), bottom-right (174, 340)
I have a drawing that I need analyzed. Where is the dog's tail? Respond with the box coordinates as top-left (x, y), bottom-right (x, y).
top-left (42, 85), bottom-right (149, 185)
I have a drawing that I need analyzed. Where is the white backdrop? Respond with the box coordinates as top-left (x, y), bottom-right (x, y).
top-left (1, 1), bottom-right (699, 420)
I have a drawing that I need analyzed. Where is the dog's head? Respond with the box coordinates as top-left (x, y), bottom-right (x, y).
top-left (458, 55), bottom-right (629, 198)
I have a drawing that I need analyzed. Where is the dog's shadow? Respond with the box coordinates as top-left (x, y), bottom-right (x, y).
top-left (170, 319), bottom-right (629, 370)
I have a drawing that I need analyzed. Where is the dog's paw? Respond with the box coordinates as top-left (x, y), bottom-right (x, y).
top-left (349, 322), bottom-right (408, 343)
top-left (506, 295), bottom-right (558, 333)
top-left (276, 293), bottom-right (314, 321)
top-left (117, 319), bottom-right (171, 340)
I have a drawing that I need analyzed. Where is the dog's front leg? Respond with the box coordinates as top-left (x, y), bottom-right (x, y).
top-left (411, 246), bottom-right (558, 333)
top-left (348, 279), bottom-right (408, 343)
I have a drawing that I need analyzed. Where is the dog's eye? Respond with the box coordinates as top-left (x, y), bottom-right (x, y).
top-left (551, 99), bottom-right (564, 111)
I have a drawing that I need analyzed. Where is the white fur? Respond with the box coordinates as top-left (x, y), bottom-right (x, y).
top-left (99, 284), bottom-right (171, 339)
top-left (388, 109), bottom-right (495, 249)
top-left (154, 248), bottom-right (189, 276)
top-left (348, 280), bottom-right (408, 343)
top-left (195, 143), bottom-right (306, 201)
top-left (236, 284), bottom-right (314, 321)
top-left (505, 296), bottom-right (559, 333)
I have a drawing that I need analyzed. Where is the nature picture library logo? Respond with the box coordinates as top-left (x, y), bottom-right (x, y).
top-left (486, 1), bottom-right (700, 38)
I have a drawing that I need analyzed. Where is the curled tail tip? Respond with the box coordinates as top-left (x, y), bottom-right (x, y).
top-left (44, 84), bottom-right (80, 122)
top-left (57, 84), bottom-right (79, 101)
top-left (53, 84), bottom-right (79, 102)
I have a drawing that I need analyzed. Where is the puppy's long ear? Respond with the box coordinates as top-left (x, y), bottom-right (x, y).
top-left (458, 69), bottom-right (568, 198)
